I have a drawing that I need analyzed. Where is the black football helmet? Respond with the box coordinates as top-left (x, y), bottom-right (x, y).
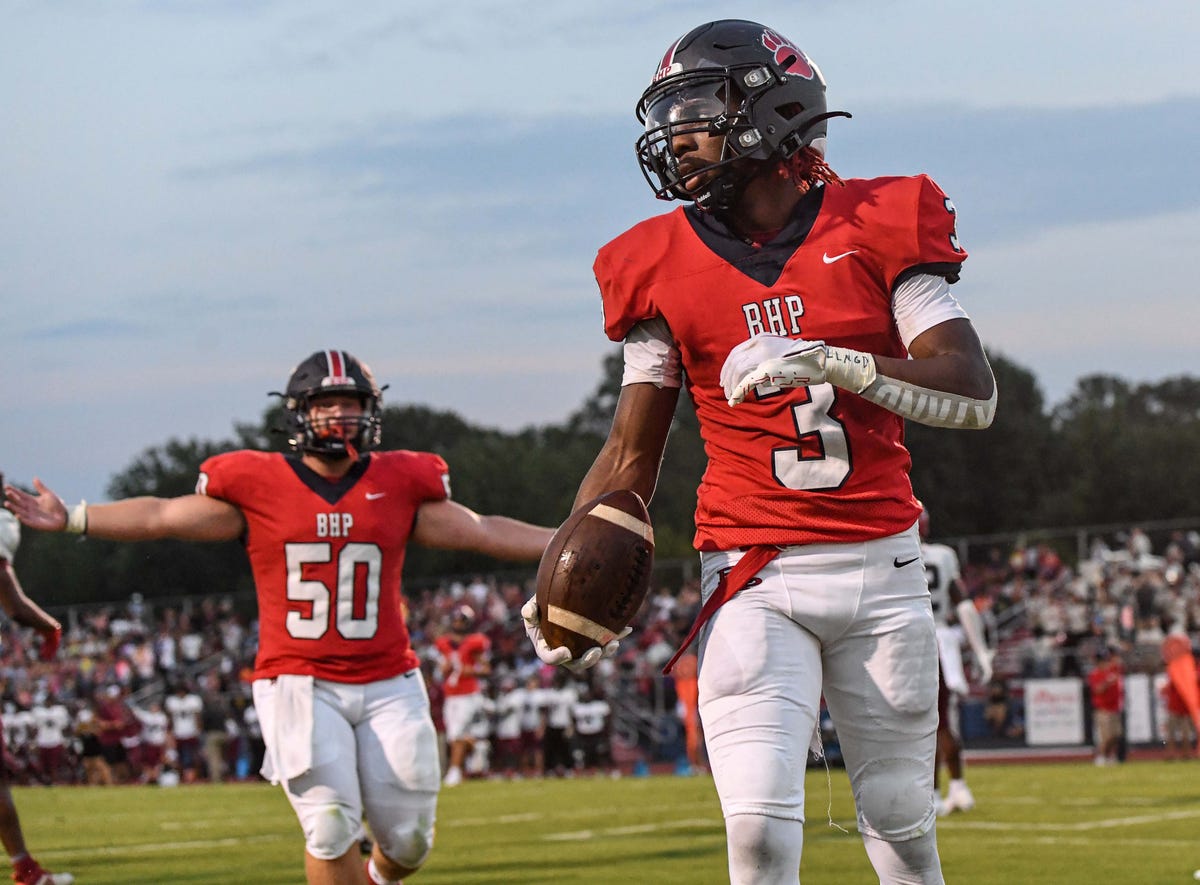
top-left (635, 19), bottom-right (850, 210)
top-left (280, 349), bottom-right (384, 457)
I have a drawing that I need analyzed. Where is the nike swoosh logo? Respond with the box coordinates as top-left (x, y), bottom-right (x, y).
top-left (822, 250), bottom-right (858, 264)
top-left (893, 556), bottom-right (920, 568)
top-left (365, 492), bottom-right (386, 500)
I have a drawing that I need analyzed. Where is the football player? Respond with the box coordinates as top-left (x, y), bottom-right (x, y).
top-left (434, 605), bottom-right (491, 786)
top-left (4, 350), bottom-right (554, 885)
top-left (0, 495), bottom-right (74, 885)
top-left (523, 20), bottom-right (995, 884)
top-left (918, 503), bottom-right (993, 816)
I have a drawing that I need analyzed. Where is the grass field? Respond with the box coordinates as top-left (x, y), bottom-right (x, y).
top-left (17, 759), bottom-right (1200, 884)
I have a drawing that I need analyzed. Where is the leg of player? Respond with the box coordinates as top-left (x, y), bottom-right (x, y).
top-left (697, 554), bottom-right (818, 885)
top-left (0, 785), bottom-right (74, 885)
top-left (822, 532), bottom-right (943, 884)
top-left (935, 683), bottom-right (974, 814)
top-left (359, 674), bottom-right (441, 885)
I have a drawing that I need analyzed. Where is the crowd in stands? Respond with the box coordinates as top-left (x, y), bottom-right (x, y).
top-left (2, 523), bottom-right (1199, 786)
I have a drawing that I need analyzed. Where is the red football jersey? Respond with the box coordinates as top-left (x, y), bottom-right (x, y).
top-left (198, 449), bottom-right (449, 682)
top-left (434, 632), bottom-right (491, 697)
top-left (594, 175), bottom-right (965, 550)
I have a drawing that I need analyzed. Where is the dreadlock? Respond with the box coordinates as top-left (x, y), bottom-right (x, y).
top-left (779, 145), bottom-right (844, 194)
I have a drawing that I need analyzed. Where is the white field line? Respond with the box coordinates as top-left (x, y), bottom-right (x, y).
top-left (543, 818), bottom-right (722, 842)
top-left (941, 807), bottom-right (1200, 831)
top-left (41, 833), bottom-right (288, 862)
top-left (543, 806), bottom-right (1200, 843)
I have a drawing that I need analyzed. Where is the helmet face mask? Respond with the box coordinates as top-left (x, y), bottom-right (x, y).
top-left (635, 19), bottom-right (849, 210)
top-left (282, 349), bottom-right (383, 458)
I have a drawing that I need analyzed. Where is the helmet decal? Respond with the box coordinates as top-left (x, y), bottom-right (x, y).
top-left (761, 28), bottom-right (815, 79)
top-left (654, 35), bottom-right (686, 83)
top-left (323, 349), bottom-right (351, 387)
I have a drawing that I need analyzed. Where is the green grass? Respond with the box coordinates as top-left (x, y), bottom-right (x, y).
top-left (16, 760), bottom-right (1200, 883)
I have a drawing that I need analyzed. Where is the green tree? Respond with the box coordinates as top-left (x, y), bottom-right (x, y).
top-left (907, 352), bottom-right (1056, 536)
top-left (1040, 374), bottom-right (1200, 525)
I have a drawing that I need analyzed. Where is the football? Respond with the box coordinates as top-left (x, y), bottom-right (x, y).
top-left (535, 489), bottom-right (655, 659)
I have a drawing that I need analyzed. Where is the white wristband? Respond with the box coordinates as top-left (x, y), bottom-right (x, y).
top-left (65, 501), bottom-right (88, 534)
top-left (823, 346), bottom-right (877, 393)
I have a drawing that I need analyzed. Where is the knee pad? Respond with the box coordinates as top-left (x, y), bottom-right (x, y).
top-left (304, 802), bottom-right (361, 861)
top-left (855, 757), bottom-right (935, 842)
top-left (376, 817), bottom-right (436, 871)
top-left (725, 813), bottom-right (803, 885)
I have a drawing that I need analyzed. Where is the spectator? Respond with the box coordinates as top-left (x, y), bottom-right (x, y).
top-left (73, 704), bottom-right (112, 786)
top-left (982, 680), bottom-right (1023, 741)
top-left (132, 700), bottom-right (169, 784)
top-left (517, 674), bottom-right (545, 778)
top-left (492, 676), bottom-right (525, 779)
top-left (541, 670), bottom-right (577, 778)
top-left (571, 682), bottom-right (617, 777)
top-left (30, 694), bottom-right (71, 785)
top-left (94, 684), bottom-right (137, 783)
top-left (164, 681), bottom-right (203, 783)
top-left (1087, 646), bottom-right (1125, 766)
top-left (200, 691), bottom-right (228, 783)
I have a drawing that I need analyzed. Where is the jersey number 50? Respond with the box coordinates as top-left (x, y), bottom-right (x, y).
top-left (284, 542), bottom-right (382, 640)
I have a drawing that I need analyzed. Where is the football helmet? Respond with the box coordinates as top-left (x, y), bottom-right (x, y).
top-left (635, 19), bottom-right (850, 210)
top-left (279, 349), bottom-right (384, 457)
top-left (450, 605), bottom-right (475, 632)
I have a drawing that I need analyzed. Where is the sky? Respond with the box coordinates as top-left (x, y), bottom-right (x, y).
top-left (4, 1), bottom-right (1198, 503)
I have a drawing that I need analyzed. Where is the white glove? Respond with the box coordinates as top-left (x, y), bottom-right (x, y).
top-left (520, 596), bottom-right (629, 673)
top-left (976, 648), bottom-right (995, 686)
top-left (721, 335), bottom-right (829, 406)
top-left (722, 335), bottom-right (879, 406)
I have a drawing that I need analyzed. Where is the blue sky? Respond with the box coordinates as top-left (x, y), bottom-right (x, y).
top-left (4, 1), bottom-right (1198, 503)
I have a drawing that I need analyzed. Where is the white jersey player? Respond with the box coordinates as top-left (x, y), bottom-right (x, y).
top-left (919, 504), bottom-right (992, 816)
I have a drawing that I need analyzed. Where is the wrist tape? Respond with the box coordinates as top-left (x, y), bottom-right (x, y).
top-left (65, 501), bottom-right (88, 534)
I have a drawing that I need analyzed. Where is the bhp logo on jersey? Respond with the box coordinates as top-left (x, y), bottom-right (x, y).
top-left (761, 28), bottom-right (815, 79)
top-left (317, 512), bottom-right (353, 537)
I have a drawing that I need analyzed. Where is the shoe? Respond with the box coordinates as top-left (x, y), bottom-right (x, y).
top-left (363, 858), bottom-right (403, 885)
top-left (946, 780), bottom-right (975, 813)
top-left (933, 791), bottom-right (950, 817)
top-left (15, 872), bottom-right (75, 885)
top-left (442, 765), bottom-right (462, 787)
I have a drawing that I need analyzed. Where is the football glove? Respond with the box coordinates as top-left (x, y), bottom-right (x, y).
top-left (520, 596), bottom-right (628, 673)
top-left (39, 625), bottom-right (62, 662)
top-left (722, 334), bottom-right (879, 406)
top-left (721, 335), bottom-right (828, 406)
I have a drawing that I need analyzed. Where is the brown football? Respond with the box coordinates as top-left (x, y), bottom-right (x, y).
top-left (535, 489), bottom-right (655, 659)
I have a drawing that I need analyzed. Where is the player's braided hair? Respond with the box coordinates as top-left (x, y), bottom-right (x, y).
top-left (779, 145), bottom-right (844, 194)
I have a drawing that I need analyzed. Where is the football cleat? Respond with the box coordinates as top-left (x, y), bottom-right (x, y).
top-left (945, 780), bottom-right (976, 813)
top-left (15, 871), bottom-right (75, 885)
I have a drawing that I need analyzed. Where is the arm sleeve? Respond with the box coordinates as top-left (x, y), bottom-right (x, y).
top-left (891, 273), bottom-right (970, 349)
top-left (622, 317), bottom-right (683, 388)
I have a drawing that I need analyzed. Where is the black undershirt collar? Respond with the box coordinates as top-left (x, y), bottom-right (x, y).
top-left (684, 184), bottom-right (826, 287)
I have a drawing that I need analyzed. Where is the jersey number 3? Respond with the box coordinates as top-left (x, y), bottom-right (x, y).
top-left (285, 542), bottom-right (383, 640)
top-left (770, 384), bottom-right (851, 490)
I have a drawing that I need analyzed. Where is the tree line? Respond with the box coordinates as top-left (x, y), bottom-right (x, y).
top-left (11, 348), bottom-right (1200, 606)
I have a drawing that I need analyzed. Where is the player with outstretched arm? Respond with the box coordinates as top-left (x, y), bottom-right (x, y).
top-left (6, 351), bottom-right (554, 885)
